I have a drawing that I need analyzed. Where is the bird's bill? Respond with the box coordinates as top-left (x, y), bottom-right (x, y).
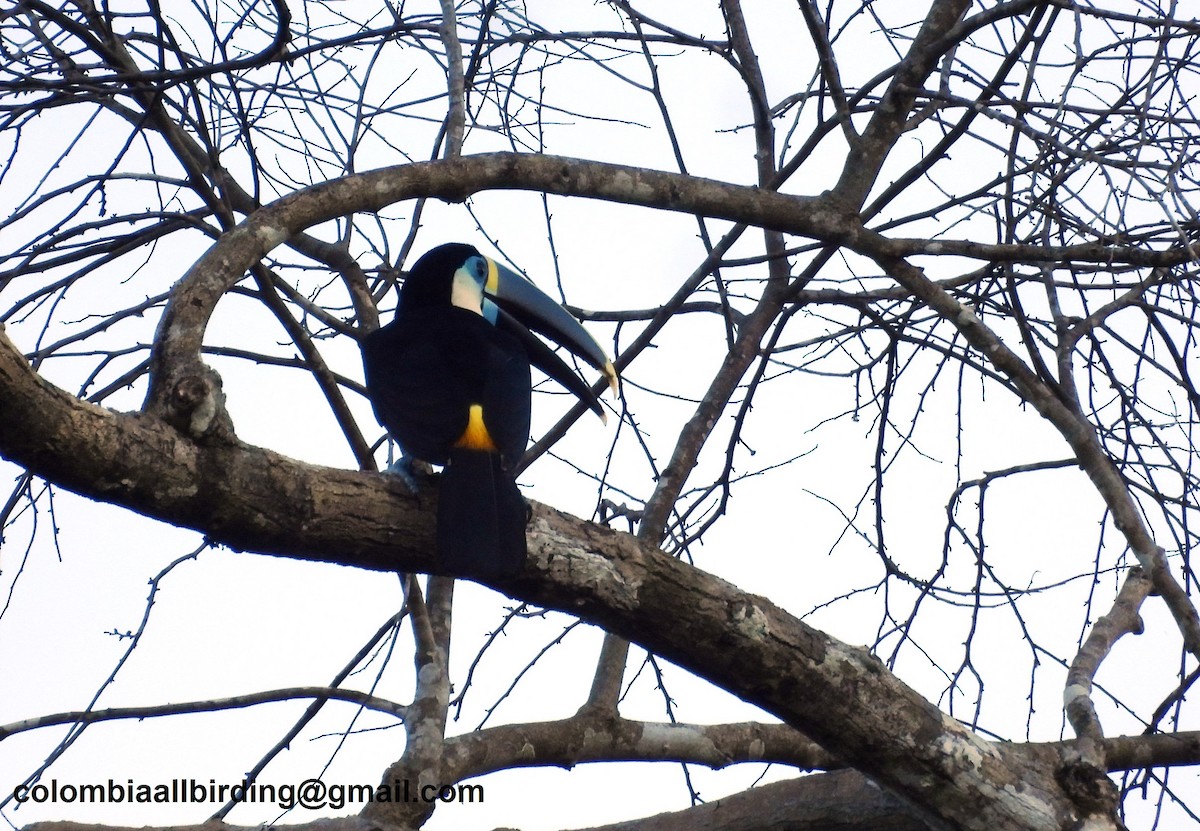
top-left (486, 259), bottom-right (620, 399)
top-left (494, 308), bottom-right (607, 424)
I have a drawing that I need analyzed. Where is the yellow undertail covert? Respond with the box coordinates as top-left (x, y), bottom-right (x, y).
top-left (454, 403), bottom-right (498, 451)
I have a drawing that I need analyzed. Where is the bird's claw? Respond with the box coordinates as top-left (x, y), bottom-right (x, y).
top-left (383, 457), bottom-right (425, 495)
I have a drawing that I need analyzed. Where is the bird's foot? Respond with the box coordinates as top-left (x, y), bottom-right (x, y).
top-left (382, 457), bottom-right (433, 495)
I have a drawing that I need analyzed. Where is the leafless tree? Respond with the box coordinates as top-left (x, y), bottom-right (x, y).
top-left (2, 2), bottom-right (1200, 830)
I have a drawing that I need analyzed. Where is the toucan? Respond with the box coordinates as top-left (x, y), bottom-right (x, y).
top-left (362, 243), bottom-right (618, 580)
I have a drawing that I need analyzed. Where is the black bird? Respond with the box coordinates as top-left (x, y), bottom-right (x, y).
top-left (362, 243), bottom-right (617, 579)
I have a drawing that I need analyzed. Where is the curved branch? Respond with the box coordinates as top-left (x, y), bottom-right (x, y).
top-left (139, 152), bottom-right (850, 431)
top-left (140, 151), bottom-right (1200, 435)
top-left (1065, 567), bottom-right (1153, 752)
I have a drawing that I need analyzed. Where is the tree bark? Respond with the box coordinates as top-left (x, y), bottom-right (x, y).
top-left (571, 771), bottom-right (936, 831)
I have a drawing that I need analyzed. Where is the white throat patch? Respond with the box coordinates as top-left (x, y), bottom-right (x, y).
top-left (450, 267), bottom-right (485, 315)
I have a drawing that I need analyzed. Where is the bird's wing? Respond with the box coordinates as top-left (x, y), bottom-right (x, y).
top-left (363, 312), bottom-right (472, 465)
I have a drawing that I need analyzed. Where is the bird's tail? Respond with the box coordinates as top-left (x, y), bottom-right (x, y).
top-left (437, 448), bottom-right (528, 579)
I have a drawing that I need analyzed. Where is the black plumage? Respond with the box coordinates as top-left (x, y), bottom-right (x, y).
top-left (362, 243), bottom-right (615, 579)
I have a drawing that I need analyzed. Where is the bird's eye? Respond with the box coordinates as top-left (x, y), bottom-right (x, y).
top-left (471, 256), bottom-right (488, 281)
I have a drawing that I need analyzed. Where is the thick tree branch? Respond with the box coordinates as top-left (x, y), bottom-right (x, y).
top-left (569, 771), bottom-right (934, 831)
top-left (0, 322), bottom-right (1102, 829)
top-left (440, 717), bottom-right (835, 782)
